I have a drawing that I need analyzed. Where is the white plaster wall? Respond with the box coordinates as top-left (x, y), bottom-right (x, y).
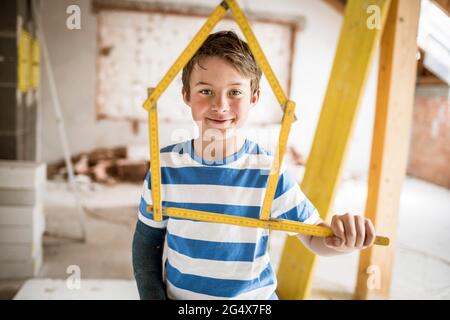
top-left (40, 0), bottom-right (150, 163)
top-left (40, 0), bottom-right (377, 179)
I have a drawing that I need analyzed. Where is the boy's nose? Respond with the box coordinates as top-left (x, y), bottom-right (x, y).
top-left (212, 94), bottom-right (230, 113)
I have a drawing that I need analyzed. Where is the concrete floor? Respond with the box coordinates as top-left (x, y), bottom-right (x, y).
top-left (2, 176), bottom-right (449, 299)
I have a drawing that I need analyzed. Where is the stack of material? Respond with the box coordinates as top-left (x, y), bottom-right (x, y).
top-left (0, 161), bottom-right (46, 279)
top-left (47, 146), bottom-right (149, 184)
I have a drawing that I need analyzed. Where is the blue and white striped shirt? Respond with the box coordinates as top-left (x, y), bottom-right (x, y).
top-left (138, 139), bottom-right (320, 299)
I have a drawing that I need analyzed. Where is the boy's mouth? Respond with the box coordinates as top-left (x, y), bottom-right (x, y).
top-left (206, 118), bottom-right (233, 125)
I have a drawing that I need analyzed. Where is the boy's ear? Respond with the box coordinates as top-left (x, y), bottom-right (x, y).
top-left (250, 87), bottom-right (260, 106)
top-left (182, 87), bottom-right (191, 107)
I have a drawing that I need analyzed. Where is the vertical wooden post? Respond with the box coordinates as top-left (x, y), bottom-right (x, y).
top-left (355, 0), bottom-right (420, 300)
top-left (277, 0), bottom-right (391, 300)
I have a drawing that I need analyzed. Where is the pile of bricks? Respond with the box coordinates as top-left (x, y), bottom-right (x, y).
top-left (0, 161), bottom-right (46, 279)
top-left (47, 146), bottom-right (149, 184)
top-left (47, 145), bottom-right (307, 185)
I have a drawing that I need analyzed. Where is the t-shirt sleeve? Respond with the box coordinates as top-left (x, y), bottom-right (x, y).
top-left (138, 169), bottom-right (169, 229)
top-left (270, 170), bottom-right (321, 235)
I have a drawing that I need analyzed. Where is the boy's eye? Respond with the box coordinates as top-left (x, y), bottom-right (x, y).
top-left (229, 89), bottom-right (242, 96)
top-left (199, 89), bottom-right (212, 95)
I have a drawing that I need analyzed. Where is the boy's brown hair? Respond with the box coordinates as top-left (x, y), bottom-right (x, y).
top-left (182, 30), bottom-right (262, 99)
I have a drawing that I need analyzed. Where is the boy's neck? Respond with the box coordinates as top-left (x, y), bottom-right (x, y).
top-left (193, 133), bottom-right (246, 162)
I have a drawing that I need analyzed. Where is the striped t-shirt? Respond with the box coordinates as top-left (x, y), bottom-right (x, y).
top-left (138, 139), bottom-right (320, 299)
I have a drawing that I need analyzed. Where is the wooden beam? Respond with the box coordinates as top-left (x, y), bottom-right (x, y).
top-left (432, 0), bottom-right (450, 16)
top-left (322, 0), bottom-right (347, 14)
top-left (276, 0), bottom-right (391, 300)
top-left (355, 0), bottom-right (420, 300)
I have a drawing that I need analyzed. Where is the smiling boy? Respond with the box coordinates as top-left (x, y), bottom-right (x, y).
top-left (132, 31), bottom-right (376, 300)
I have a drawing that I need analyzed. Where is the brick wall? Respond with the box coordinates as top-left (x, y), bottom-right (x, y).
top-left (407, 84), bottom-right (450, 188)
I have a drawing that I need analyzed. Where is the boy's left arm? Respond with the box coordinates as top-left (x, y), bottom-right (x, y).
top-left (297, 213), bottom-right (376, 256)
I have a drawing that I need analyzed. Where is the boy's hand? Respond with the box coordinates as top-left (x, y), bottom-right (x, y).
top-left (323, 213), bottom-right (376, 252)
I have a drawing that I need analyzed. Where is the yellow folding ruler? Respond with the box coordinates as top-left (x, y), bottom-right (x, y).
top-left (147, 88), bottom-right (162, 222)
top-left (143, 0), bottom-right (389, 246)
top-left (146, 206), bottom-right (389, 246)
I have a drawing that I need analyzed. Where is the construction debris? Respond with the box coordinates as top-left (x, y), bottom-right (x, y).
top-left (48, 145), bottom-right (305, 184)
top-left (47, 146), bottom-right (148, 184)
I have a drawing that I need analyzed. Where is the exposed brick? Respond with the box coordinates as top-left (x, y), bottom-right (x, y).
top-left (91, 160), bottom-right (116, 184)
top-left (88, 146), bottom-right (127, 165)
top-left (407, 87), bottom-right (450, 188)
top-left (116, 159), bottom-right (149, 182)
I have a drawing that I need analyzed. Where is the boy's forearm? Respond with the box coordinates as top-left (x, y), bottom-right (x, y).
top-left (132, 222), bottom-right (167, 299)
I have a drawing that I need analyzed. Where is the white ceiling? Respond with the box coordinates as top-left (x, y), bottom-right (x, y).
top-left (418, 0), bottom-right (450, 85)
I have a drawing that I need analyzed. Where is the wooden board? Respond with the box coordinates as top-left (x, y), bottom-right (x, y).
top-left (276, 0), bottom-right (391, 300)
top-left (355, 0), bottom-right (420, 300)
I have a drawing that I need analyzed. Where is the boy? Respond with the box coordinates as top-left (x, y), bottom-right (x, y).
top-left (132, 31), bottom-right (376, 300)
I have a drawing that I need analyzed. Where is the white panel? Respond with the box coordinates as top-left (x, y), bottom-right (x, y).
top-left (0, 249), bottom-right (42, 279)
top-left (0, 205), bottom-right (43, 226)
top-left (0, 188), bottom-right (44, 206)
top-left (0, 161), bottom-right (46, 189)
top-left (0, 211), bottom-right (45, 244)
top-left (0, 239), bottom-right (42, 261)
top-left (13, 279), bottom-right (140, 300)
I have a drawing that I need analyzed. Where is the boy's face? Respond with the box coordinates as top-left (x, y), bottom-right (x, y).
top-left (183, 57), bottom-right (259, 138)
